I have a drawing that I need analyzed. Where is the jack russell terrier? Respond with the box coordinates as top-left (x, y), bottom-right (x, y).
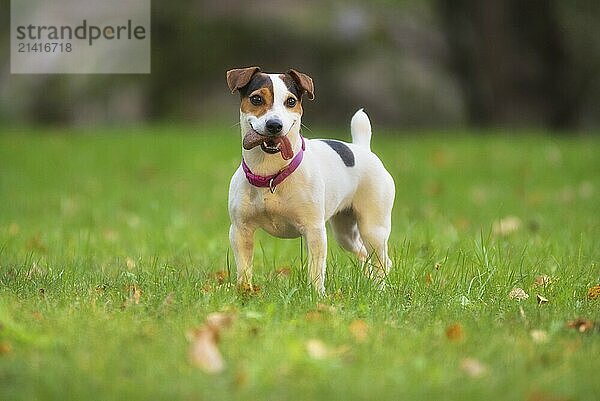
top-left (226, 66), bottom-right (395, 294)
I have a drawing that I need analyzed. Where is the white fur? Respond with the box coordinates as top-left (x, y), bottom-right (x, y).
top-left (229, 75), bottom-right (395, 294)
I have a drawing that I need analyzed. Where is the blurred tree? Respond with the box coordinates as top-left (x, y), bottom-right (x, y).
top-left (435, 0), bottom-right (600, 129)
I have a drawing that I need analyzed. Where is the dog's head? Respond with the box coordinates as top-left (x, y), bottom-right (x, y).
top-left (227, 66), bottom-right (314, 160)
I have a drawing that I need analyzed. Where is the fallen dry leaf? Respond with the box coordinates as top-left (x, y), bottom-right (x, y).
top-left (189, 312), bottom-right (236, 374)
top-left (587, 285), bottom-right (600, 300)
top-left (349, 319), bottom-right (369, 343)
top-left (509, 287), bottom-right (529, 301)
top-left (445, 323), bottom-right (464, 341)
top-left (530, 329), bottom-right (549, 344)
top-left (424, 272), bottom-right (433, 285)
top-left (306, 339), bottom-right (329, 360)
top-left (492, 216), bottom-right (522, 236)
top-left (31, 311), bottom-right (43, 321)
top-left (238, 283), bottom-right (260, 296)
top-left (213, 271), bottom-right (229, 285)
top-left (536, 294), bottom-right (549, 305)
top-left (566, 318), bottom-right (595, 333)
top-left (534, 274), bottom-right (552, 287)
top-left (460, 357), bottom-right (487, 378)
top-left (0, 341), bottom-right (12, 355)
top-left (306, 339), bottom-right (349, 360)
top-left (189, 326), bottom-right (225, 373)
top-left (274, 267), bottom-right (292, 277)
top-left (205, 312), bottom-right (236, 331)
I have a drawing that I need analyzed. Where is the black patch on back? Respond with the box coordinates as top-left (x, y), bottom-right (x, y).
top-left (280, 74), bottom-right (303, 100)
top-left (239, 73), bottom-right (272, 97)
top-left (321, 140), bottom-right (355, 167)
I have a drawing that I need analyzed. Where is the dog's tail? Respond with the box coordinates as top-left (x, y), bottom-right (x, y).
top-left (351, 108), bottom-right (372, 151)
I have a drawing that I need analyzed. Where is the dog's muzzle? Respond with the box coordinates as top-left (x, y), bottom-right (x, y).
top-left (243, 129), bottom-right (294, 160)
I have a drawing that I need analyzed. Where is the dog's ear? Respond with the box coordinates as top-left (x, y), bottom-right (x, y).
top-left (227, 66), bottom-right (261, 94)
top-left (287, 69), bottom-right (315, 100)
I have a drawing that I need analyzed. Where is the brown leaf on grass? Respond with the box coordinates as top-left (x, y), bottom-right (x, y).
top-left (306, 339), bottom-right (329, 360)
top-left (460, 357), bottom-right (488, 378)
top-left (306, 339), bottom-right (350, 360)
top-left (189, 326), bottom-right (225, 373)
top-left (587, 285), bottom-right (600, 300)
top-left (349, 319), bottom-right (369, 343)
top-left (424, 272), bottom-right (433, 285)
top-left (31, 311), bottom-right (43, 321)
top-left (205, 312), bottom-right (236, 331)
top-left (533, 274), bottom-right (552, 288)
top-left (509, 287), bottom-right (529, 301)
top-left (536, 294), bottom-right (549, 305)
top-left (188, 312), bottom-right (236, 374)
top-left (445, 323), bottom-right (464, 341)
top-left (213, 271), bottom-right (229, 285)
top-left (566, 318), bottom-right (595, 333)
top-left (492, 216), bottom-right (522, 236)
top-left (238, 283), bottom-right (260, 296)
top-left (0, 342), bottom-right (12, 355)
top-left (530, 329), bottom-right (549, 344)
top-left (275, 267), bottom-right (292, 277)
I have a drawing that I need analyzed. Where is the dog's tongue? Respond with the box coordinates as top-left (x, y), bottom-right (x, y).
top-left (243, 129), bottom-right (264, 150)
top-left (242, 129), bottom-right (294, 160)
top-left (276, 135), bottom-right (294, 160)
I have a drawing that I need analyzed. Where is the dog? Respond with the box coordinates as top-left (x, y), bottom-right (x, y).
top-left (226, 66), bottom-right (395, 294)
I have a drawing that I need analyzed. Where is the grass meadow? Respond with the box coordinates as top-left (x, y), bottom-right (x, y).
top-left (1, 125), bottom-right (599, 400)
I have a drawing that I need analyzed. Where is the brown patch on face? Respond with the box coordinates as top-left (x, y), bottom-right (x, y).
top-left (240, 87), bottom-right (273, 117)
top-left (238, 73), bottom-right (273, 117)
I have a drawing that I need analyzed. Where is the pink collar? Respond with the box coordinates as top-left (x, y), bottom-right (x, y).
top-left (242, 136), bottom-right (306, 193)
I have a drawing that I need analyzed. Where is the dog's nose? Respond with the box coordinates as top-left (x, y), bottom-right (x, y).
top-left (265, 119), bottom-right (283, 135)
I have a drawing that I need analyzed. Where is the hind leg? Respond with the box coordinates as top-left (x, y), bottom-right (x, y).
top-left (357, 221), bottom-right (392, 284)
top-left (330, 209), bottom-right (368, 262)
top-left (354, 175), bottom-right (395, 286)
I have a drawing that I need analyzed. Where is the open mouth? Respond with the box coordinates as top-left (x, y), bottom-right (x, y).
top-left (243, 129), bottom-right (294, 160)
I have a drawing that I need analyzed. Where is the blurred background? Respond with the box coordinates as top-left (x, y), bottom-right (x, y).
top-left (1, 0), bottom-right (599, 131)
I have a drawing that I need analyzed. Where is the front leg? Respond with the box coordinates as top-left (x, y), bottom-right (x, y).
top-left (304, 224), bottom-right (327, 295)
top-left (229, 224), bottom-right (255, 287)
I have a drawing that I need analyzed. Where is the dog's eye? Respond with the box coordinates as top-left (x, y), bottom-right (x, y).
top-left (250, 95), bottom-right (263, 106)
top-left (285, 97), bottom-right (297, 108)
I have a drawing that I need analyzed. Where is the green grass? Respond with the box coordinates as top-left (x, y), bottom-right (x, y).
top-left (1, 125), bottom-right (599, 401)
